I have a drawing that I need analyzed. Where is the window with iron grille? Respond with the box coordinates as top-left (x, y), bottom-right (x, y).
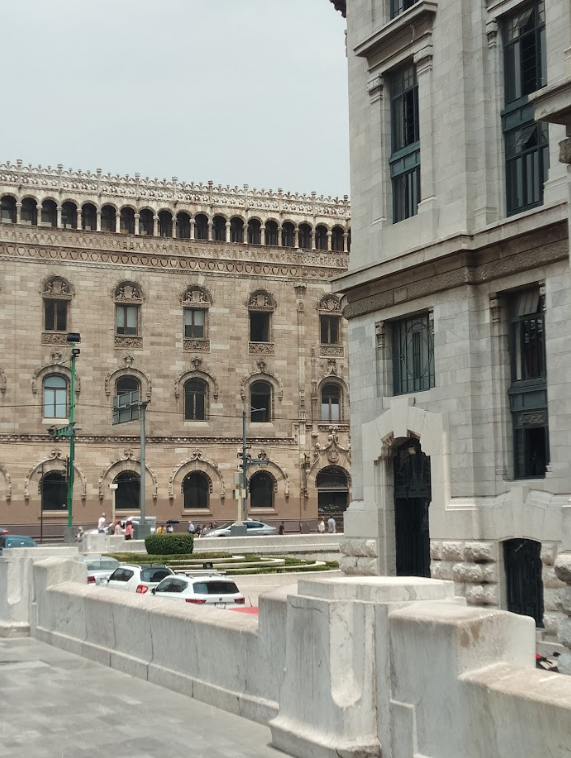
top-left (390, 64), bottom-right (420, 222)
top-left (390, 0), bottom-right (419, 20)
top-left (508, 289), bottom-right (549, 478)
top-left (503, 1), bottom-right (548, 216)
top-left (392, 314), bottom-right (434, 395)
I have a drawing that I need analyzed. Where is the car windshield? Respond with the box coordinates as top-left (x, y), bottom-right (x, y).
top-left (193, 581), bottom-right (240, 595)
top-left (141, 567), bottom-right (171, 583)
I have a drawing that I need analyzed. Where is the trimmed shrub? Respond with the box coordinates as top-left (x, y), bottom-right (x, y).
top-left (145, 533), bottom-right (194, 555)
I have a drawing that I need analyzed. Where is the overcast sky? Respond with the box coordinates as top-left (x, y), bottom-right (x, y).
top-left (1, 0), bottom-right (349, 198)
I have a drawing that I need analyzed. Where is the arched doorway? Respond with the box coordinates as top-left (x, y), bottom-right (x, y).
top-left (182, 471), bottom-right (210, 510)
top-left (41, 471), bottom-right (67, 511)
top-left (504, 539), bottom-right (544, 627)
top-left (114, 470), bottom-right (140, 511)
top-left (316, 466), bottom-right (349, 512)
top-left (393, 439), bottom-right (431, 577)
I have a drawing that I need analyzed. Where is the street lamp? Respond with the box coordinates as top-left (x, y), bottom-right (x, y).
top-left (65, 332), bottom-right (80, 544)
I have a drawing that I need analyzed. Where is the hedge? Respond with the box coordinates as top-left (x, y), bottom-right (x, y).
top-left (145, 533), bottom-right (194, 555)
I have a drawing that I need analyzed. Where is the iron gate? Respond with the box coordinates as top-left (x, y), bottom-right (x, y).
top-left (504, 538), bottom-right (544, 627)
top-left (394, 439), bottom-right (431, 577)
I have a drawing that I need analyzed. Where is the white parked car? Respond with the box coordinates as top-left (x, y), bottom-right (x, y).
top-left (152, 573), bottom-right (245, 607)
top-left (103, 564), bottom-right (173, 594)
top-left (203, 520), bottom-right (277, 537)
top-left (81, 555), bottom-right (120, 585)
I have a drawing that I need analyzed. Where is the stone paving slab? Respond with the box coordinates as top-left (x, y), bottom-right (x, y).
top-left (0, 638), bottom-right (286, 758)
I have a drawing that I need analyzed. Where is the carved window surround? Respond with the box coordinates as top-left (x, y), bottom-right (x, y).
top-left (41, 332), bottom-right (69, 346)
top-left (115, 335), bottom-right (143, 349)
top-left (319, 345), bottom-right (344, 358)
top-left (354, 1), bottom-right (437, 72)
top-left (249, 342), bottom-right (275, 355)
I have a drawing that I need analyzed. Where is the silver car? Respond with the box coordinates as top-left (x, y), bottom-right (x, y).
top-left (204, 520), bottom-right (277, 537)
top-left (81, 555), bottom-right (120, 585)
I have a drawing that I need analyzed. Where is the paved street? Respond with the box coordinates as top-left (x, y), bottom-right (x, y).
top-left (0, 637), bottom-right (285, 758)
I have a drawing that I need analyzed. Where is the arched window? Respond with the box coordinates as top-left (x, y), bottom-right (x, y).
top-left (1, 196), bottom-right (16, 224)
top-left (139, 209), bottom-right (154, 236)
top-left (194, 214), bottom-right (208, 240)
top-left (249, 471), bottom-right (274, 509)
top-left (43, 375), bottom-right (68, 418)
top-left (177, 212), bottom-right (191, 239)
top-left (251, 381), bottom-right (271, 422)
top-left (21, 198), bottom-right (37, 225)
top-left (81, 203), bottom-right (97, 231)
top-left (61, 201), bottom-right (77, 230)
top-left (282, 221), bottom-right (295, 247)
top-left (331, 226), bottom-right (344, 252)
top-left (321, 383), bottom-right (341, 422)
top-left (298, 223), bottom-right (311, 249)
top-left (247, 219), bottom-right (261, 245)
top-left (213, 215), bottom-right (226, 241)
top-left (120, 207), bottom-right (135, 234)
top-left (230, 217), bottom-right (244, 243)
top-left (315, 225), bottom-right (328, 250)
top-left (182, 471), bottom-right (210, 509)
top-left (41, 471), bottom-right (67, 511)
top-left (101, 205), bottom-right (116, 232)
top-left (184, 378), bottom-right (207, 421)
top-left (265, 220), bottom-right (278, 245)
top-left (40, 199), bottom-right (57, 228)
top-left (114, 471), bottom-right (140, 510)
top-left (316, 466), bottom-right (349, 512)
top-left (158, 210), bottom-right (173, 237)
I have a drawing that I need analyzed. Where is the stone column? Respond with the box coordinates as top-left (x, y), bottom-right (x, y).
top-left (343, 231), bottom-right (348, 253)
top-left (56, 205), bottom-right (62, 229)
top-left (225, 221), bottom-right (230, 242)
top-left (15, 202), bottom-right (21, 225)
top-left (96, 210), bottom-right (101, 232)
top-left (134, 212), bottom-right (140, 235)
top-left (367, 75), bottom-right (388, 226)
top-left (207, 222), bottom-right (213, 241)
top-left (261, 225), bottom-right (266, 246)
top-left (190, 219), bottom-right (195, 240)
top-left (326, 231), bottom-right (332, 251)
top-left (115, 211), bottom-right (121, 234)
top-left (554, 551), bottom-right (571, 674)
top-left (310, 230), bottom-right (315, 250)
top-left (277, 225), bottom-right (282, 246)
top-left (414, 44), bottom-right (436, 223)
top-left (294, 227), bottom-right (299, 248)
top-left (171, 215), bottom-right (177, 238)
top-left (153, 215), bottom-right (159, 237)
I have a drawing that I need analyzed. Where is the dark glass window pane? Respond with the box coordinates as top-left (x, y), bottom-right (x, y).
top-left (183, 472), bottom-right (209, 509)
top-left (44, 300), bottom-right (68, 331)
top-left (392, 314), bottom-right (434, 395)
top-left (116, 305), bottom-right (138, 335)
top-left (249, 472), bottom-right (274, 508)
top-left (114, 471), bottom-right (140, 510)
top-left (41, 472), bottom-right (67, 511)
top-left (251, 382), bottom-right (271, 422)
top-left (184, 379), bottom-right (207, 421)
top-left (250, 312), bottom-right (270, 342)
top-left (320, 315), bottom-right (340, 344)
top-left (184, 309), bottom-right (205, 338)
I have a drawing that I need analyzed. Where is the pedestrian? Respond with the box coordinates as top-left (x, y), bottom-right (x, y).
top-left (97, 513), bottom-right (106, 533)
top-left (156, 524), bottom-right (164, 534)
top-left (318, 519), bottom-right (325, 534)
top-left (327, 516), bottom-right (336, 534)
top-left (124, 519), bottom-right (133, 540)
top-left (188, 520), bottom-right (196, 534)
top-left (76, 526), bottom-right (84, 542)
top-left (278, 522), bottom-right (285, 535)
top-left (166, 524), bottom-right (174, 533)
top-left (113, 520), bottom-right (124, 536)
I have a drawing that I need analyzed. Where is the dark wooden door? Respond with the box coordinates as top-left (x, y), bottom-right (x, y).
top-left (504, 539), bottom-right (544, 627)
top-left (394, 440), bottom-right (431, 577)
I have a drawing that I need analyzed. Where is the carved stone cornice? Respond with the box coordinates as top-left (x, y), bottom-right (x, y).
top-left (339, 219), bottom-right (568, 319)
top-left (0, 433), bottom-right (297, 445)
top-left (0, 231), bottom-right (348, 278)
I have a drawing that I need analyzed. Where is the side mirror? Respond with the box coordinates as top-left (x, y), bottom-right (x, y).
top-left (151, 588), bottom-right (156, 595)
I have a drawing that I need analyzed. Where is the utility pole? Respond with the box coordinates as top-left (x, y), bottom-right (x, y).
top-left (138, 400), bottom-right (151, 539)
top-left (242, 403), bottom-right (248, 521)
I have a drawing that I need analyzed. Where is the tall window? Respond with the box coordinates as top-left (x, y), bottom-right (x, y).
top-left (184, 309), bottom-right (205, 338)
top-left (43, 376), bottom-right (67, 418)
top-left (44, 300), bottom-right (68, 331)
top-left (82, 204), bottom-right (97, 231)
top-left (61, 202), bottom-right (77, 230)
top-left (508, 289), bottom-right (548, 478)
top-left (21, 198), bottom-right (37, 225)
top-left (320, 315), bottom-right (340, 345)
top-left (390, 0), bottom-right (419, 19)
top-left (251, 381), bottom-right (271, 422)
top-left (41, 471), bottom-right (67, 511)
top-left (393, 313), bottom-right (434, 395)
top-left (114, 377), bottom-right (140, 423)
top-left (184, 379), bottom-right (207, 421)
top-left (503, 2), bottom-right (548, 216)
top-left (114, 471), bottom-right (140, 510)
top-left (116, 304), bottom-right (139, 335)
top-left (390, 64), bottom-right (420, 223)
top-left (250, 312), bottom-right (270, 342)
top-left (101, 205), bottom-right (116, 232)
top-left (183, 472), bottom-right (209, 509)
top-left (1, 196), bottom-right (16, 223)
top-left (282, 222), bottom-right (295, 247)
top-left (249, 471), bottom-right (274, 509)
top-left (321, 383), bottom-right (341, 422)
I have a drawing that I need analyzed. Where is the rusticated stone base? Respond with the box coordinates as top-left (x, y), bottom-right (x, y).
top-left (431, 540), bottom-right (499, 608)
top-left (339, 537), bottom-right (379, 575)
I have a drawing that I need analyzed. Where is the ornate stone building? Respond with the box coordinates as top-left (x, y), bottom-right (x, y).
top-left (331, 0), bottom-right (571, 640)
top-left (0, 160), bottom-right (351, 534)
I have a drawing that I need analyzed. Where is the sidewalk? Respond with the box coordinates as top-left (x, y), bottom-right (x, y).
top-left (0, 637), bottom-right (285, 758)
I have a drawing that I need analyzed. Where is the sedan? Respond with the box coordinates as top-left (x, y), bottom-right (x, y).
top-left (153, 574), bottom-right (245, 607)
top-left (103, 564), bottom-right (173, 593)
top-left (204, 520), bottom-right (277, 537)
top-left (81, 555), bottom-right (121, 585)
top-left (0, 535), bottom-right (36, 553)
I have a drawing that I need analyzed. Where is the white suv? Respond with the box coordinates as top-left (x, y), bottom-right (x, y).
top-left (152, 573), bottom-right (245, 607)
top-left (103, 564), bottom-right (173, 594)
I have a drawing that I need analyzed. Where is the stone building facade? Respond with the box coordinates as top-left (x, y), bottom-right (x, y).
top-left (0, 160), bottom-right (351, 534)
top-left (331, 0), bottom-right (571, 638)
